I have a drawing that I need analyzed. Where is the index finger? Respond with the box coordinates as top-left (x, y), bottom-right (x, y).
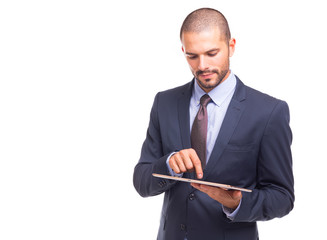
top-left (189, 149), bottom-right (203, 179)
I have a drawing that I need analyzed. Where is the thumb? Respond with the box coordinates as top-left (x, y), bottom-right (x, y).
top-left (232, 190), bottom-right (242, 199)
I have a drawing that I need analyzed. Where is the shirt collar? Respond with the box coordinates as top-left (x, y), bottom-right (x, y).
top-left (193, 71), bottom-right (237, 107)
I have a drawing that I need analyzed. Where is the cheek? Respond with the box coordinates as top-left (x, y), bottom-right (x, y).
top-left (187, 61), bottom-right (198, 72)
top-left (210, 55), bottom-right (228, 69)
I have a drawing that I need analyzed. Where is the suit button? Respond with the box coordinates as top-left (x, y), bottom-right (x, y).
top-left (180, 224), bottom-right (186, 231)
top-left (158, 180), bottom-right (166, 188)
top-left (189, 193), bottom-right (195, 201)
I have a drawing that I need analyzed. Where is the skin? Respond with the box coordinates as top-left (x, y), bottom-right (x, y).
top-left (181, 28), bottom-right (235, 93)
top-left (169, 28), bottom-right (242, 210)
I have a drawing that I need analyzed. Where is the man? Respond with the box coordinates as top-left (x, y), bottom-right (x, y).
top-left (133, 8), bottom-right (294, 240)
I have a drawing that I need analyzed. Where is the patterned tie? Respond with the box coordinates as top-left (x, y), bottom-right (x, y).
top-left (191, 94), bottom-right (211, 169)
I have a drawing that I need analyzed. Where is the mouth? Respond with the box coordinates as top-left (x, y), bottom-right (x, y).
top-left (196, 70), bottom-right (218, 79)
top-left (199, 73), bottom-right (215, 78)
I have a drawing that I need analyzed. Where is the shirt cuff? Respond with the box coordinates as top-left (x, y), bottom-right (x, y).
top-left (222, 198), bottom-right (242, 220)
top-left (166, 152), bottom-right (183, 177)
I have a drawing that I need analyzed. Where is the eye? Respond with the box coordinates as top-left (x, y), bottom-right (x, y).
top-left (207, 52), bottom-right (218, 57)
top-left (187, 55), bottom-right (198, 60)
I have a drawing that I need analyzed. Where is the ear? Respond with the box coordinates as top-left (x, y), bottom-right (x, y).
top-left (229, 38), bottom-right (236, 57)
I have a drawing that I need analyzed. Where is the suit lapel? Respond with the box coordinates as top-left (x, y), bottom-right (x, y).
top-left (175, 78), bottom-right (247, 179)
top-left (203, 77), bottom-right (247, 179)
top-left (178, 81), bottom-right (193, 149)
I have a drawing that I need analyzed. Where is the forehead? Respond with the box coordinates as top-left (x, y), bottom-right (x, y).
top-left (181, 29), bottom-right (226, 53)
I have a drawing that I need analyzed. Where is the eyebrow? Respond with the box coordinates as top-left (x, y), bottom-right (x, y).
top-left (185, 48), bottom-right (220, 56)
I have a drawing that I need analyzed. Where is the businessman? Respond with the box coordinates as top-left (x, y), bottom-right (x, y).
top-left (133, 8), bottom-right (294, 240)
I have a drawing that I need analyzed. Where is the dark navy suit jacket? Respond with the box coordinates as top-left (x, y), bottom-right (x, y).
top-left (133, 77), bottom-right (294, 240)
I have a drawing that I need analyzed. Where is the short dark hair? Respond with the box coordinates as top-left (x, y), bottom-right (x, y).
top-left (180, 8), bottom-right (231, 44)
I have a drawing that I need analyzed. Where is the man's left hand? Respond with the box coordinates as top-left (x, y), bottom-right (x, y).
top-left (191, 183), bottom-right (242, 210)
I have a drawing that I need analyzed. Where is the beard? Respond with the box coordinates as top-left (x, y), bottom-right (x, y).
top-left (195, 68), bottom-right (229, 91)
top-left (193, 56), bottom-right (230, 91)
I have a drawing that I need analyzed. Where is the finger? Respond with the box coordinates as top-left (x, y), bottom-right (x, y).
top-left (195, 185), bottom-right (223, 202)
top-left (179, 150), bottom-right (194, 172)
top-left (174, 154), bottom-right (187, 173)
top-left (169, 155), bottom-right (181, 174)
top-left (231, 190), bottom-right (242, 199)
top-left (191, 183), bottom-right (242, 209)
top-left (203, 186), bottom-right (242, 201)
top-left (215, 188), bottom-right (242, 199)
top-left (192, 184), bottom-right (221, 197)
top-left (189, 149), bottom-right (203, 179)
top-left (190, 183), bottom-right (201, 189)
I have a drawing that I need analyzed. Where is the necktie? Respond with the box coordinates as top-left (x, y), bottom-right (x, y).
top-left (191, 94), bottom-right (211, 170)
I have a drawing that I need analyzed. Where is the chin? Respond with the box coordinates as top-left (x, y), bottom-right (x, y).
top-left (202, 78), bottom-right (218, 87)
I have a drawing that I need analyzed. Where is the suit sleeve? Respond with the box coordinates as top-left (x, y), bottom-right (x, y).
top-left (133, 93), bottom-right (177, 197)
top-left (233, 100), bottom-right (295, 222)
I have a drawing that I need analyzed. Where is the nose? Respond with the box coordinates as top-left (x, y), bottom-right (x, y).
top-left (198, 56), bottom-right (208, 71)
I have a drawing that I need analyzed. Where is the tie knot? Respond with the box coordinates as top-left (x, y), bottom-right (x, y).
top-left (200, 94), bottom-right (211, 107)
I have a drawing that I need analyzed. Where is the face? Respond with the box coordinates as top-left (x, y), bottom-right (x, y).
top-left (181, 29), bottom-right (236, 93)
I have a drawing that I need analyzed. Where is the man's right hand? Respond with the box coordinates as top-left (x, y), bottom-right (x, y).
top-left (168, 148), bottom-right (203, 179)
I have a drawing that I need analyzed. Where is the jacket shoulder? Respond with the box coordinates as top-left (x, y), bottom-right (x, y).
top-left (242, 81), bottom-right (287, 107)
top-left (154, 81), bottom-right (193, 105)
top-left (235, 78), bottom-right (290, 120)
top-left (159, 81), bottom-right (192, 96)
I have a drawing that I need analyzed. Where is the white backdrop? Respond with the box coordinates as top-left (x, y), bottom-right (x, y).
top-left (1, 0), bottom-right (326, 239)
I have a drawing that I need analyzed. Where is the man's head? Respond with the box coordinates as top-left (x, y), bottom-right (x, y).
top-left (180, 8), bottom-right (236, 93)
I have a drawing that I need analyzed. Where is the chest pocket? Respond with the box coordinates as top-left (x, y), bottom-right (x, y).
top-left (224, 143), bottom-right (255, 152)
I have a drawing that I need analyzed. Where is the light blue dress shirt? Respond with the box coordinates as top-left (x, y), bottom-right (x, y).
top-left (166, 71), bottom-right (241, 220)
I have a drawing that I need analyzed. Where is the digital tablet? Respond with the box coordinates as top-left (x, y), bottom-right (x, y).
top-left (152, 173), bottom-right (252, 193)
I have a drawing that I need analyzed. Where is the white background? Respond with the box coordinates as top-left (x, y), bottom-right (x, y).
top-left (1, 0), bottom-right (326, 239)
